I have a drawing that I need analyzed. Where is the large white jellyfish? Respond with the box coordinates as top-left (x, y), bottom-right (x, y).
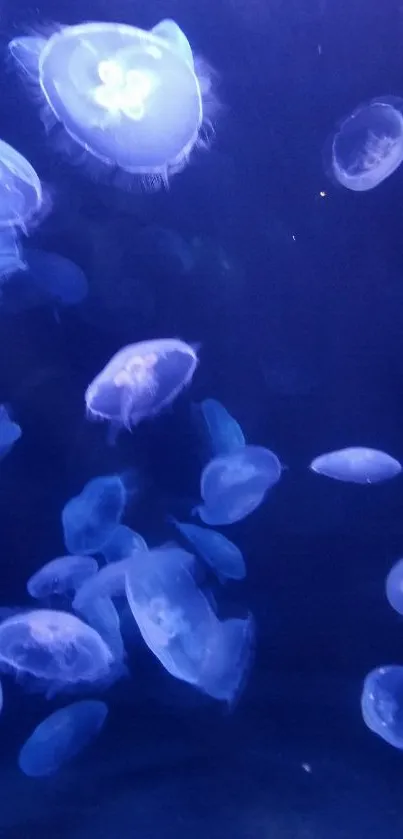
top-left (19, 699), bottom-right (108, 776)
top-left (85, 338), bottom-right (198, 431)
top-left (326, 97), bottom-right (403, 191)
top-left (9, 19), bottom-right (217, 190)
top-left (0, 139), bottom-right (43, 231)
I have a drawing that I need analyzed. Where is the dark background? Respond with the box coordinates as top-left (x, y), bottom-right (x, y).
top-left (0, 0), bottom-right (402, 835)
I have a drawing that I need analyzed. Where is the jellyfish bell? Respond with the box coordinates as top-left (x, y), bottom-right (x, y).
top-left (85, 338), bottom-right (198, 431)
top-left (9, 20), bottom-right (218, 190)
top-left (324, 96), bottom-right (403, 191)
top-left (0, 139), bottom-right (43, 232)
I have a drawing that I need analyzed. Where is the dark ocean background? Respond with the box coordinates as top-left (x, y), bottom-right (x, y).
top-left (0, 0), bottom-right (402, 836)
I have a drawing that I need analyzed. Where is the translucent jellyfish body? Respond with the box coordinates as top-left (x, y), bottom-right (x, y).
top-left (73, 575), bottom-right (125, 662)
top-left (125, 545), bottom-right (254, 701)
top-left (101, 524), bottom-right (147, 563)
top-left (361, 665), bottom-right (403, 748)
top-left (0, 230), bottom-right (26, 283)
top-left (0, 405), bottom-right (21, 461)
top-left (327, 98), bottom-right (403, 191)
top-left (169, 517), bottom-right (246, 580)
top-left (196, 398), bottom-right (245, 457)
top-left (27, 555), bottom-right (98, 600)
top-left (85, 339), bottom-right (198, 430)
top-left (196, 445), bottom-right (282, 525)
top-left (9, 19), bottom-right (216, 189)
top-left (309, 447), bottom-right (402, 484)
top-left (23, 249), bottom-right (88, 306)
top-left (62, 474), bottom-right (128, 555)
top-left (19, 699), bottom-right (108, 776)
top-left (0, 609), bottom-right (113, 687)
top-left (0, 139), bottom-right (43, 230)
top-left (385, 558), bottom-right (403, 615)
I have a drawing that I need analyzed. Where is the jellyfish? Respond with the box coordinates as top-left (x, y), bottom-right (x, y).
top-left (168, 517), bottom-right (246, 580)
top-left (101, 524), bottom-right (147, 564)
top-left (385, 558), bottom-right (403, 615)
top-left (0, 229), bottom-right (26, 284)
top-left (9, 19), bottom-right (218, 190)
top-left (125, 545), bottom-right (254, 701)
top-left (23, 249), bottom-right (88, 307)
top-left (309, 447), bottom-right (402, 484)
top-left (195, 398), bottom-right (246, 458)
top-left (85, 338), bottom-right (198, 431)
top-left (61, 474), bottom-right (130, 555)
top-left (27, 555), bottom-right (99, 600)
top-left (18, 699), bottom-right (108, 776)
top-left (0, 405), bottom-right (22, 460)
top-left (361, 665), bottom-right (403, 748)
top-left (73, 573), bottom-right (125, 662)
top-left (0, 609), bottom-right (113, 689)
top-left (326, 97), bottom-right (403, 191)
top-left (0, 139), bottom-right (43, 231)
top-left (195, 445), bottom-right (282, 525)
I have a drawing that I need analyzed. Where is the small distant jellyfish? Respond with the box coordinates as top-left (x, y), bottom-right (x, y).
top-left (101, 524), bottom-right (147, 564)
top-left (0, 609), bottom-right (113, 689)
top-left (0, 405), bottom-right (21, 461)
top-left (27, 555), bottom-right (98, 600)
top-left (195, 445), bottom-right (282, 525)
top-left (85, 338), bottom-right (198, 431)
top-left (61, 474), bottom-right (129, 555)
top-left (168, 517), bottom-right (246, 580)
top-left (361, 665), bottom-right (403, 748)
top-left (19, 699), bottom-right (108, 776)
top-left (195, 398), bottom-right (246, 458)
top-left (385, 558), bottom-right (403, 615)
top-left (0, 229), bottom-right (26, 283)
top-left (326, 98), bottom-right (403, 191)
top-left (9, 19), bottom-right (219, 190)
top-left (0, 139), bottom-right (43, 231)
top-left (23, 249), bottom-right (89, 308)
top-left (309, 447), bottom-right (402, 484)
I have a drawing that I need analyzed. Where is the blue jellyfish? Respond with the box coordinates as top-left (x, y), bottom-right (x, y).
top-left (85, 339), bottom-right (198, 431)
top-left (385, 558), bottom-right (403, 615)
top-left (361, 665), bottom-right (403, 748)
top-left (62, 474), bottom-right (129, 555)
top-left (0, 678), bottom-right (3, 714)
top-left (0, 230), bottom-right (26, 283)
top-left (309, 447), bottom-right (402, 484)
top-left (196, 398), bottom-right (246, 458)
top-left (326, 97), bottom-right (403, 191)
top-left (73, 573), bottom-right (125, 663)
top-left (168, 517), bottom-right (246, 580)
top-left (0, 609), bottom-right (113, 688)
top-left (0, 405), bottom-right (22, 461)
top-left (23, 249), bottom-right (88, 307)
top-left (125, 545), bottom-right (254, 701)
top-left (101, 524), bottom-right (147, 563)
top-left (19, 699), bottom-right (108, 777)
top-left (9, 20), bottom-right (218, 190)
top-left (0, 139), bottom-right (43, 231)
top-left (195, 445), bottom-right (282, 525)
top-left (27, 555), bottom-right (99, 600)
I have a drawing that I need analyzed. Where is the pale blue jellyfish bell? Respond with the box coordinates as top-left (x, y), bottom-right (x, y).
top-left (361, 665), bottom-right (403, 749)
top-left (0, 139), bottom-right (43, 232)
top-left (0, 230), bottom-right (26, 284)
top-left (101, 524), bottom-right (147, 563)
top-left (27, 555), bottom-right (98, 600)
top-left (85, 338), bottom-right (198, 431)
top-left (169, 517), bottom-right (246, 581)
top-left (309, 447), bottom-right (402, 484)
top-left (196, 398), bottom-right (246, 457)
top-left (385, 558), bottom-right (403, 615)
top-left (326, 97), bottom-right (403, 191)
top-left (62, 473), bottom-right (130, 555)
top-left (9, 20), bottom-right (216, 189)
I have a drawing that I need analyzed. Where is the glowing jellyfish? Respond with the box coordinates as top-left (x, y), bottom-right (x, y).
top-left (61, 474), bottom-right (129, 555)
top-left (0, 609), bottom-right (113, 688)
top-left (168, 517), bottom-right (246, 580)
top-left (27, 555), bottom-right (98, 600)
top-left (0, 139), bottom-right (43, 230)
top-left (361, 665), bottom-right (403, 748)
top-left (73, 575), bottom-right (125, 662)
top-left (0, 230), bottom-right (26, 282)
top-left (19, 699), bottom-right (108, 776)
top-left (327, 98), bottom-right (403, 191)
top-left (9, 19), bottom-right (217, 189)
top-left (385, 558), bottom-right (403, 615)
top-left (101, 524), bottom-right (147, 563)
top-left (195, 445), bottom-right (282, 525)
top-left (0, 405), bottom-right (21, 460)
top-left (197, 398), bottom-right (246, 457)
top-left (309, 447), bottom-right (402, 484)
top-left (85, 338), bottom-right (198, 430)
top-left (23, 249), bottom-right (88, 307)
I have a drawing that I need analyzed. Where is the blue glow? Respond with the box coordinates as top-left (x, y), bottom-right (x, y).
top-left (169, 517), bottom-right (246, 580)
top-left (361, 666), bottom-right (403, 748)
top-left (27, 556), bottom-right (98, 600)
top-left (0, 139), bottom-right (43, 230)
top-left (61, 475), bottom-right (128, 555)
top-left (309, 447), bottom-right (402, 484)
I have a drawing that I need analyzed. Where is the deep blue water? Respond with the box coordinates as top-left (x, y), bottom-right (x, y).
top-left (0, 0), bottom-right (402, 835)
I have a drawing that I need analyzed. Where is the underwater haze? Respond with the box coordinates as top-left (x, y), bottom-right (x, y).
top-left (0, 0), bottom-right (402, 836)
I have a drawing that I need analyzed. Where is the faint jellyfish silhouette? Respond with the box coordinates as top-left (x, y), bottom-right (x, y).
top-left (0, 229), bottom-right (26, 283)
top-left (23, 249), bottom-right (88, 308)
top-left (85, 338), bottom-right (198, 431)
top-left (168, 516), bottom-right (246, 580)
top-left (9, 19), bottom-right (219, 190)
top-left (27, 555), bottom-right (99, 600)
top-left (195, 445), bottom-right (282, 525)
top-left (326, 98), bottom-right (403, 191)
top-left (0, 139), bottom-right (43, 230)
top-left (0, 609), bottom-right (113, 689)
top-left (309, 447), bottom-right (401, 484)
top-left (361, 665), bottom-right (403, 748)
top-left (385, 558), bottom-right (403, 615)
top-left (0, 678), bottom-right (3, 714)
top-left (19, 699), bottom-right (108, 776)
top-left (61, 474), bottom-right (130, 555)
top-left (0, 405), bottom-right (22, 460)
top-left (195, 398), bottom-right (245, 458)
top-left (101, 524), bottom-right (147, 564)
top-left (73, 575), bottom-right (125, 663)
